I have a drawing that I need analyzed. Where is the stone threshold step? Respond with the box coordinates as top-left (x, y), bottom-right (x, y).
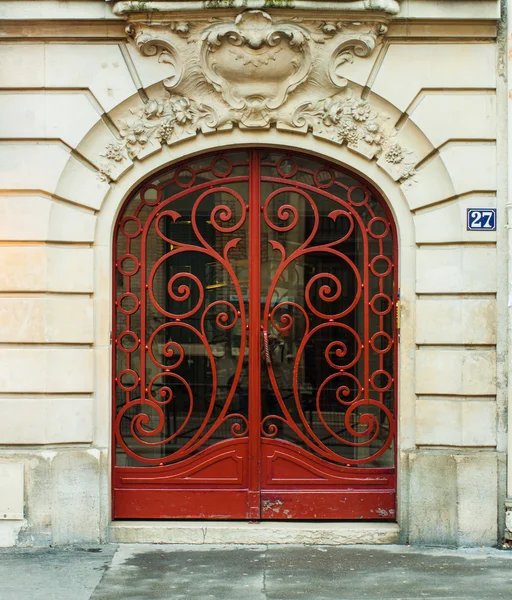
top-left (109, 521), bottom-right (400, 545)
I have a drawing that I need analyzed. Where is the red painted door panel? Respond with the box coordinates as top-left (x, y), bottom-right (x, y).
top-left (112, 150), bottom-right (397, 520)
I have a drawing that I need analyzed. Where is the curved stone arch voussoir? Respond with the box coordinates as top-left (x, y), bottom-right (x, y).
top-left (60, 79), bottom-right (455, 225)
top-left (88, 127), bottom-right (418, 486)
top-left (95, 127), bottom-right (416, 260)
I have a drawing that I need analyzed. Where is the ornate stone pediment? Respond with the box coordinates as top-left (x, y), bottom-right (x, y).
top-left (100, 4), bottom-right (416, 183)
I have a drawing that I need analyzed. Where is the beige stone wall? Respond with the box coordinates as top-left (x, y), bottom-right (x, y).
top-left (0, 0), bottom-right (505, 546)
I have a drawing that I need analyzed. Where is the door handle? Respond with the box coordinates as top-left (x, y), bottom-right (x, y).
top-left (262, 329), bottom-right (272, 366)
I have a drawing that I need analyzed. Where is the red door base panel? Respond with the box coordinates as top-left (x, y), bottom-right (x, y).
top-left (113, 439), bottom-right (396, 520)
top-left (114, 489), bottom-right (252, 520)
top-left (260, 491), bottom-right (395, 520)
top-left (113, 439), bottom-right (252, 519)
top-left (259, 439), bottom-right (396, 520)
top-left (114, 489), bottom-right (395, 521)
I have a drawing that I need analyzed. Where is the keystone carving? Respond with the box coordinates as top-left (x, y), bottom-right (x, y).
top-left (99, 8), bottom-right (416, 184)
top-left (200, 10), bottom-right (312, 127)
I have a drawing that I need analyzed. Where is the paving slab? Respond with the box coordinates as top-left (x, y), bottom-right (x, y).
top-left (0, 545), bottom-right (117, 600)
top-left (90, 544), bottom-right (512, 600)
top-left (1, 544), bottom-right (512, 600)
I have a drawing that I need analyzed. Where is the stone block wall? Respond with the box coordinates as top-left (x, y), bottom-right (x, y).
top-left (0, 0), bottom-right (506, 546)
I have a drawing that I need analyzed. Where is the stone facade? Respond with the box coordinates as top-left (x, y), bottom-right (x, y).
top-left (0, 0), bottom-right (509, 547)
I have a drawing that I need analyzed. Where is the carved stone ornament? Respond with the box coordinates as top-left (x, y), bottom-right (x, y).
top-left (100, 5), bottom-right (416, 183)
top-left (200, 10), bottom-right (312, 127)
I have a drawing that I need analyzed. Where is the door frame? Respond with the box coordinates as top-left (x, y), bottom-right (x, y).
top-left (93, 131), bottom-right (415, 530)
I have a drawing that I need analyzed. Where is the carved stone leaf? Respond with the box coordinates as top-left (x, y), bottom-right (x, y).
top-left (126, 24), bottom-right (184, 89)
top-left (328, 23), bottom-right (387, 88)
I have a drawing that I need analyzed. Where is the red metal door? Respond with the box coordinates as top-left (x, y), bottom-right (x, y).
top-left (112, 150), bottom-right (397, 520)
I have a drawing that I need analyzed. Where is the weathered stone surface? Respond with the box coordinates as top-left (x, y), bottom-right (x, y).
top-left (0, 195), bottom-right (96, 243)
top-left (55, 155), bottom-right (110, 210)
top-left (409, 452), bottom-right (458, 545)
top-left (408, 451), bottom-right (499, 546)
top-left (51, 450), bottom-right (102, 545)
top-left (0, 93), bottom-right (101, 148)
top-left (440, 144), bottom-right (497, 196)
top-left (416, 298), bottom-right (496, 345)
top-left (372, 43), bottom-right (496, 111)
top-left (0, 44), bottom-right (45, 87)
top-left (110, 522), bottom-right (400, 546)
top-left (0, 450), bottom-right (108, 547)
top-left (456, 454), bottom-right (497, 546)
top-left (416, 246), bottom-right (497, 294)
top-left (0, 398), bottom-right (94, 444)
top-left (0, 143), bottom-right (70, 194)
top-left (0, 349), bottom-right (93, 393)
top-left (407, 93), bottom-right (496, 151)
top-left (44, 44), bottom-right (138, 112)
top-left (416, 399), bottom-right (497, 446)
top-left (0, 246), bottom-right (93, 293)
top-left (0, 297), bottom-right (93, 344)
top-left (415, 349), bottom-right (496, 396)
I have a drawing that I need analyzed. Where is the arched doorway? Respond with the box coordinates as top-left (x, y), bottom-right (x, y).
top-left (112, 149), bottom-right (398, 520)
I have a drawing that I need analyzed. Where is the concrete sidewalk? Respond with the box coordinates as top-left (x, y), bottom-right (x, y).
top-left (1, 544), bottom-right (511, 600)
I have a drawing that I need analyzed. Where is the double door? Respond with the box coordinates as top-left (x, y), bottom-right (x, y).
top-left (113, 150), bottom-right (397, 520)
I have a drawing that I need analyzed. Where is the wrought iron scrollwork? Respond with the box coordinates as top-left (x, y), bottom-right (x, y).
top-left (114, 153), bottom-right (250, 465)
top-left (114, 150), bottom-right (397, 473)
top-left (260, 153), bottom-right (396, 466)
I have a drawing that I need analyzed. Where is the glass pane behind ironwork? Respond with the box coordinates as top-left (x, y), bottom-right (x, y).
top-left (115, 152), bottom-right (250, 466)
top-left (259, 152), bottom-right (395, 468)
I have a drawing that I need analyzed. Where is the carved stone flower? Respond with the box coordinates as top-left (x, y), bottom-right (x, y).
top-left (144, 99), bottom-right (165, 119)
top-left (170, 97), bottom-right (193, 125)
top-left (399, 164), bottom-right (416, 181)
top-left (385, 143), bottom-right (404, 164)
top-left (362, 120), bottom-right (383, 145)
top-left (103, 142), bottom-right (124, 162)
top-left (323, 100), bottom-right (345, 126)
top-left (98, 162), bottom-right (112, 182)
top-left (126, 121), bottom-right (149, 147)
top-left (351, 100), bottom-right (371, 122)
top-left (337, 117), bottom-right (359, 145)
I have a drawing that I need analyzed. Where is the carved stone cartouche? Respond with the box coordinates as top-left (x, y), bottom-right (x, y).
top-left (200, 10), bottom-right (312, 127)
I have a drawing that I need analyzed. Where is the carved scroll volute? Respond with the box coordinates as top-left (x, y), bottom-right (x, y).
top-left (327, 22), bottom-right (388, 88)
top-left (126, 23), bottom-right (188, 89)
top-left (200, 10), bottom-right (312, 128)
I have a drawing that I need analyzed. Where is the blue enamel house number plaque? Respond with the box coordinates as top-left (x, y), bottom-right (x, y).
top-left (467, 208), bottom-right (496, 231)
